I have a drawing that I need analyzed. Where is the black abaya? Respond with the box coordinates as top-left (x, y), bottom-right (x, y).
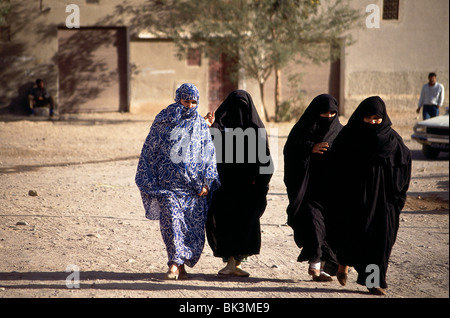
top-left (328, 96), bottom-right (411, 289)
top-left (283, 94), bottom-right (343, 272)
top-left (206, 90), bottom-right (273, 259)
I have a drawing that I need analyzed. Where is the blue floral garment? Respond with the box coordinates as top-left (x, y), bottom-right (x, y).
top-left (135, 84), bottom-right (220, 267)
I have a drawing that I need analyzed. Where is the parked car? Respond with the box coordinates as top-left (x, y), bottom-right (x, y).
top-left (411, 108), bottom-right (449, 159)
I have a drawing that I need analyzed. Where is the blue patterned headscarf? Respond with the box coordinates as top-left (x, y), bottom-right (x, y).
top-left (135, 83), bottom-right (220, 220)
top-left (175, 83), bottom-right (200, 105)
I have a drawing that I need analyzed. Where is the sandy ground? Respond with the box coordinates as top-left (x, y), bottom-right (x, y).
top-left (0, 110), bottom-right (448, 304)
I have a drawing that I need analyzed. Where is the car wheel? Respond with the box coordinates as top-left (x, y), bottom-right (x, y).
top-left (423, 144), bottom-right (440, 159)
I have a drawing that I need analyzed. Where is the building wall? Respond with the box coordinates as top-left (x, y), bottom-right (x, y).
top-left (0, 0), bottom-right (212, 116)
top-left (342, 0), bottom-right (449, 116)
top-left (1, 0), bottom-right (448, 119)
top-left (129, 40), bottom-right (209, 116)
top-left (0, 0), bottom-right (328, 119)
top-left (240, 59), bottom-right (333, 122)
top-left (0, 0), bottom-right (132, 113)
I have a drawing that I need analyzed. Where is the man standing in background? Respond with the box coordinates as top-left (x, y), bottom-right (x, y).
top-left (417, 72), bottom-right (445, 120)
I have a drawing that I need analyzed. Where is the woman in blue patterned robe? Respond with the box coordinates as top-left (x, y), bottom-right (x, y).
top-left (135, 83), bottom-right (220, 279)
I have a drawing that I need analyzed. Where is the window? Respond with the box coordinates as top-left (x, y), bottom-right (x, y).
top-left (383, 0), bottom-right (399, 20)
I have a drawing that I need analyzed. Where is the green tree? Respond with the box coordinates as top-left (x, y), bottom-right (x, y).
top-left (120, 0), bottom-right (360, 121)
top-left (0, 0), bottom-right (10, 26)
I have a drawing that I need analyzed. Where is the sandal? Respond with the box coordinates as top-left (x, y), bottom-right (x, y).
top-left (218, 257), bottom-right (250, 277)
top-left (313, 273), bottom-right (333, 282)
top-left (165, 264), bottom-right (180, 280)
top-left (368, 287), bottom-right (386, 296)
top-left (337, 272), bottom-right (347, 286)
top-left (218, 267), bottom-right (250, 277)
top-left (337, 264), bottom-right (348, 286)
top-left (178, 264), bottom-right (189, 280)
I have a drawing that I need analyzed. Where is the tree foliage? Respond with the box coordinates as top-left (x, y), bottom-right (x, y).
top-left (0, 0), bottom-right (10, 26)
top-left (120, 0), bottom-right (360, 121)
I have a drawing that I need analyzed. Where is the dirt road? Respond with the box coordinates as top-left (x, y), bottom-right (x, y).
top-left (0, 111), bottom-right (448, 302)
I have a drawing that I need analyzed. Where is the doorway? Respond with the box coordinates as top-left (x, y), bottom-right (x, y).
top-left (57, 27), bottom-right (129, 113)
top-left (208, 53), bottom-right (238, 112)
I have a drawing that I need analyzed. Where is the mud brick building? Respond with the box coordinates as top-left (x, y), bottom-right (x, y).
top-left (0, 0), bottom-right (448, 117)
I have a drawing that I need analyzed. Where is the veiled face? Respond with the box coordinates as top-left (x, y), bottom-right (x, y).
top-left (180, 99), bottom-right (198, 109)
top-left (319, 111), bottom-right (337, 118)
top-left (363, 115), bottom-right (383, 125)
top-left (175, 83), bottom-right (200, 106)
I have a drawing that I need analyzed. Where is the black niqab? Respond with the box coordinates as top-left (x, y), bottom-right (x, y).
top-left (328, 96), bottom-right (412, 289)
top-left (206, 90), bottom-right (273, 259)
top-left (284, 94), bottom-right (342, 217)
top-left (213, 90), bottom-right (265, 130)
top-left (290, 93), bottom-right (341, 144)
top-left (283, 94), bottom-right (343, 269)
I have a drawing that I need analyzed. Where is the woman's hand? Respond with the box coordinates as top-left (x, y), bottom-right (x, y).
top-left (204, 112), bottom-right (215, 127)
top-left (312, 142), bottom-right (329, 154)
top-left (198, 185), bottom-right (209, 196)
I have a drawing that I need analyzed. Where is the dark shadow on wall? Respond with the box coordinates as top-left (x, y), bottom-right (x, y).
top-left (0, 2), bottom-right (130, 115)
top-left (56, 27), bottom-right (128, 113)
top-left (0, 2), bottom-right (56, 115)
top-left (5, 81), bottom-right (34, 115)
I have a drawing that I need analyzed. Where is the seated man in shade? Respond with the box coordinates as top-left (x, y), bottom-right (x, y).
top-left (28, 79), bottom-right (56, 117)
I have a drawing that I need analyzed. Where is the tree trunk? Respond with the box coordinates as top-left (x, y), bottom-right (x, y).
top-left (274, 66), bottom-right (281, 122)
top-left (259, 81), bottom-right (270, 122)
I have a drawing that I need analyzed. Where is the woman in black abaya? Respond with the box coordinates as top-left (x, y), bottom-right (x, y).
top-left (206, 90), bottom-right (273, 277)
top-left (283, 94), bottom-right (343, 281)
top-left (328, 96), bottom-right (411, 295)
